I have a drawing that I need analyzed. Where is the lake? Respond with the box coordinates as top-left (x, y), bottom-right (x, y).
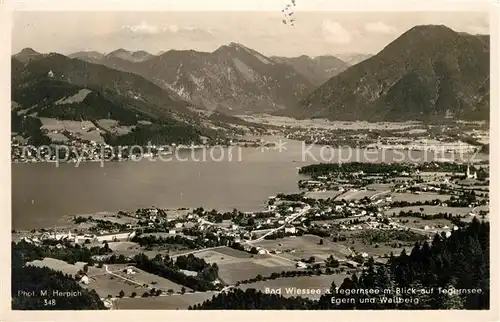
top-left (12, 138), bottom-right (486, 230)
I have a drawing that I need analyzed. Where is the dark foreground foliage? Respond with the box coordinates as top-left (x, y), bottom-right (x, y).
top-left (191, 218), bottom-right (489, 310)
top-left (12, 266), bottom-right (105, 310)
top-left (11, 242), bottom-right (106, 310)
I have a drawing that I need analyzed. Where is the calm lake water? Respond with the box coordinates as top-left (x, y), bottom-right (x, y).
top-left (12, 138), bottom-right (486, 230)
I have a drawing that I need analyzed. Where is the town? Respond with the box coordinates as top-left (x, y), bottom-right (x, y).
top-left (12, 160), bottom-right (490, 309)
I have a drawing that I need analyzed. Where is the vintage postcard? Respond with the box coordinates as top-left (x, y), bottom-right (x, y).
top-left (1, 0), bottom-right (498, 321)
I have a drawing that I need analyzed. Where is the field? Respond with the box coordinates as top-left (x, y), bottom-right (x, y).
top-left (185, 247), bottom-right (297, 284)
top-left (342, 238), bottom-right (411, 258)
top-left (95, 119), bottom-right (135, 136)
top-left (164, 208), bottom-right (191, 219)
top-left (39, 118), bottom-right (106, 143)
top-left (27, 258), bottom-right (103, 277)
top-left (305, 190), bottom-right (343, 200)
top-left (391, 216), bottom-right (458, 231)
top-left (237, 274), bottom-right (350, 300)
top-left (112, 266), bottom-right (189, 293)
top-left (107, 241), bottom-right (143, 257)
top-left (341, 190), bottom-right (378, 200)
top-left (215, 246), bottom-right (256, 259)
top-left (89, 273), bottom-right (146, 298)
top-left (386, 206), bottom-right (473, 217)
top-left (237, 115), bottom-right (420, 130)
top-left (106, 241), bottom-right (186, 259)
top-left (218, 261), bottom-right (296, 284)
top-left (78, 130), bottom-right (106, 143)
top-left (365, 183), bottom-right (393, 190)
top-left (25, 258), bottom-right (154, 299)
top-left (86, 211), bottom-right (139, 225)
top-left (55, 89), bottom-right (92, 104)
top-left (254, 235), bottom-right (353, 262)
top-left (47, 132), bottom-right (69, 142)
top-left (391, 193), bottom-right (451, 202)
top-left (114, 292), bottom-right (217, 309)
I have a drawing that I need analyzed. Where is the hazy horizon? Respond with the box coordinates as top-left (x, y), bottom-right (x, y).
top-left (12, 11), bottom-right (489, 57)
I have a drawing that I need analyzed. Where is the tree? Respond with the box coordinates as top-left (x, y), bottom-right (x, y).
top-left (181, 287), bottom-right (186, 294)
top-left (119, 290), bottom-right (125, 298)
top-left (319, 239), bottom-right (324, 245)
top-left (131, 292), bottom-right (137, 298)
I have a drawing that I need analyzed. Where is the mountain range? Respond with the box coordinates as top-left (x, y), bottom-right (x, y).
top-left (270, 55), bottom-right (349, 86)
top-left (12, 24), bottom-right (490, 140)
top-left (68, 43), bottom-right (340, 114)
top-left (11, 52), bottom-right (234, 145)
top-left (292, 25), bottom-right (490, 121)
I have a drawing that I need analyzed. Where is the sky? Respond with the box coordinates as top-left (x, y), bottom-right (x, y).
top-left (12, 11), bottom-right (489, 57)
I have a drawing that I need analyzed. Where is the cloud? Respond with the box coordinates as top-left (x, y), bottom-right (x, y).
top-left (467, 25), bottom-right (489, 35)
top-left (321, 20), bottom-right (352, 44)
top-left (121, 21), bottom-right (212, 35)
top-left (122, 21), bottom-right (162, 34)
top-left (364, 22), bottom-right (397, 34)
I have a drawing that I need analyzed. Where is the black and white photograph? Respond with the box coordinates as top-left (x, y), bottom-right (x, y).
top-left (3, 0), bottom-right (497, 317)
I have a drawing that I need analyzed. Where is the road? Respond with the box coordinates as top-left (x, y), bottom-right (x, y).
top-left (370, 190), bottom-right (391, 201)
top-left (168, 245), bottom-right (227, 258)
top-left (103, 264), bottom-right (144, 287)
top-left (248, 205), bottom-right (311, 243)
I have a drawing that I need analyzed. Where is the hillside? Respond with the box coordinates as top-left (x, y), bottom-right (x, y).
top-left (335, 53), bottom-right (373, 66)
top-left (11, 54), bottom-right (223, 145)
top-left (271, 55), bottom-right (349, 86)
top-left (71, 43), bottom-right (316, 114)
top-left (68, 51), bottom-right (105, 64)
top-left (12, 48), bottom-right (42, 63)
top-left (291, 25), bottom-right (490, 122)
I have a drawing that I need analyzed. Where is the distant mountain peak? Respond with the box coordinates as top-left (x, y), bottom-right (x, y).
top-left (291, 24), bottom-right (489, 122)
top-left (15, 48), bottom-right (40, 56)
top-left (106, 48), bottom-right (129, 56)
top-left (214, 42), bottom-right (252, 54)
top-left (228, 42), bottom-right (244, 48)
top-left (105, 48), bottom-right (153, 62)
top-left (13, 48), bottom-right (42, 62)
top-left (402, 24), bottom-right (458, 39)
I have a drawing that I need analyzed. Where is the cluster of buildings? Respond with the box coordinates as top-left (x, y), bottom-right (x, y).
top-left (21, 229), bottom-right (137, 245)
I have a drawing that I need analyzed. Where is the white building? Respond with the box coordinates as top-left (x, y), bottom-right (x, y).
top-left (284, 225), bottom-right (296, 234)
top-left (80, 275), bottom-right (89, 284)
top-left (466, 165), bottom-right (478, 179)
top-left (296, 261), bottom-right (307, 269)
